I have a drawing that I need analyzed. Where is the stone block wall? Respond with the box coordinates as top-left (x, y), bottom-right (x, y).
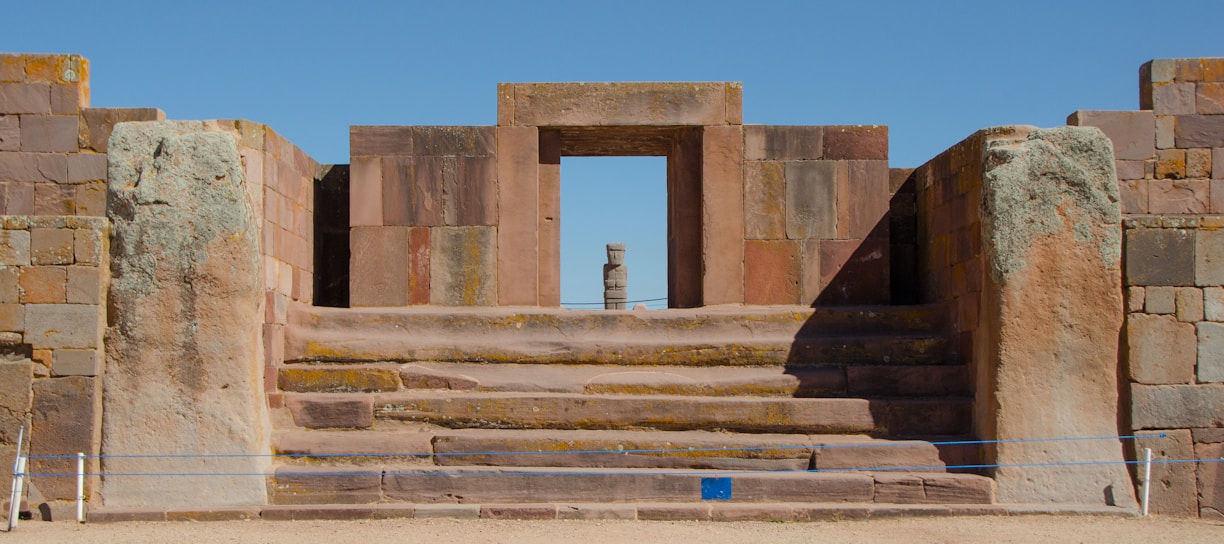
top-left (741, 125), bottom-right (890, 305)
top-left (0, 54), bottom-right (163, 217)
top-left (1123, 216), bottom-right (1224, 518)
top-left (348, 126), bottom-right (496, 307)
top-left (0, 216), bottom-right (107, 512)
top-left (1069, 58), bottom-right (1224, 519)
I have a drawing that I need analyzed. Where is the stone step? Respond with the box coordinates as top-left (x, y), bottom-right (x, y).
top-left (286, 304), bottom-right (958, 366)
top-left (272, 429), bottom-right (979, 472)
top-left (269, 465), bottom-right (996, 506)
top-left (277, 362), bottom-right (972, 397)
top-left (283, 392), bottom-right (973, 436)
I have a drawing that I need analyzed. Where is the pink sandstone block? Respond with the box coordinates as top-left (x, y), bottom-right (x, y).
top-left (0, 152), bottom-right (66, 183)
top-left (0, 83), bottom-right (50, 114)
top-left (496, 126), bottom-right (539, 305)
top-left (49, 84), bottom-right (79, 115)
top-left (497, 83), bottom-right (514, 126)
top-left (817, 238), bottom-right (889, 305)
top-left (19, 114), bottom-right (77, 152)
top-left (743, 161), bottom-right (785, 239)
top-left (1176, 115), bottom-right (1224, 149)
top-left (824, 125), bottom-right (888, 160)
top-left (726, 82), bottom-right (743, 125)
top-left (79, 107), bottom-right (165, 152)
top-left (744, 239), bottom-right (800, 304)
top-left (350, 126), bottom-right (412, 156)
top-left (1119, 179), bottom-right (1148, 214)
top-left (1199, 82), bottom-right (1224, 114)
top-left (408, 227), bottom-right (431, 305)
top-left (67, 153), bottom-right (107, 182)
top-left (33, 184), bottom-right (74, 215)
top-left (0, 115), bottom-right (17, 151)
top-left (349, 156), bottom-right (382, 226)
top-left (537, 130), bottom-right (560, 306)
top-left (701, 125), bottom-right (744, 305)
top-left (838, 160), bottom-right (889, 240)
top-left (1149, 179), bottom-right (1209, 213)
top-left (1153, 82), bottom-right (1197, 115)
top-left (509, 82), bottom-right (727, 126)
top-left (1067, 110), bottom-right (1155, 161)
top-left (349, 226), bottom-right (410, 307)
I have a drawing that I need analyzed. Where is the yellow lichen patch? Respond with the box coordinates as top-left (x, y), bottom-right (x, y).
top-left (278, 367), bottom-right (398, 393)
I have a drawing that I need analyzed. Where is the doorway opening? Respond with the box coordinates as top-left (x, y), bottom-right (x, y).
top-left (560, 156), bottom-right (667, 310)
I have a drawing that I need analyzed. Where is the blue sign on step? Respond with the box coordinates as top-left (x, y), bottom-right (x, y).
top-left (701, 477), bottom-right (732, 501)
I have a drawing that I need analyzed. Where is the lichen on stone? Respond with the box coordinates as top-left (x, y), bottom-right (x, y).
top-left (981, 126), bottom-right (1122, 281)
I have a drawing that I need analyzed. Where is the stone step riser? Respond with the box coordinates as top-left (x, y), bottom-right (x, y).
top-left (276, 364), bottom-right (971, 398)
top-left (272, 430), bottom-right (979, 472)
top-left (283, 394), bottom-right (972, 436)
top-left (269, 466), bottom-right (996, 506)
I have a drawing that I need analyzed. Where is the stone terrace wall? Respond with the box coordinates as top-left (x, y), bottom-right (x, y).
top-left (0, 54), bottom-right (163, 217)
top-left (0, 216), bottom-right (107, 517)
top-left (741, 125), bottom-right (890, 305)
top-left (1070, 58), bottom-right (1224, 518)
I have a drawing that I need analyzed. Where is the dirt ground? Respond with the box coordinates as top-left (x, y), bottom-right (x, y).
top-left (2, 515), bottom-right (1222, 544)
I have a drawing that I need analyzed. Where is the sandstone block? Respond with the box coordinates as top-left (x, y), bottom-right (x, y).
top-left (30, 228), bottom-right (73, 265)
top-left (349, 226), bottom-right (410, 307)
top-left (73, 227), bottom-right (102, 265)
top-left (1145, 285), bottom-right (1174, 314)
top-left (0, 359), bottom-right (32, 492)
top-left (743, 240), bottom-right (799, 304)
top-left (278, 367), bottom-right (399, 393)
top-left (701, 125), bottom-right (745, 305)
top-left (29, 376), bottom-right (97, 500)
top-left (400, 367), bottom-right (478, 390)
top-left (480, 504), bottom-right (557, 520)
top-left (556, 504), bottom-right (637, 521)
top-left (0, 151), bottom-right (67, 182)
top-left (1153, 82), bottom-right (1197, 115)
top-left (495, 126), bottom-right (539, 305)
top-left (1150, 179), bottom-right (1210, 213)
top-left (1115, 160), bottom-right (1145, 180)
top-left (1198, 441), bottom-right (1224, 518)
top-left (271, 465), bottom-right (382, 505)
top-left (74, 182), bottom-right (106, 216)
top-left (67, 153), bottom-right (107, 183)
top-left (785, 161), bottom-right (837, 240)
top-left (743, 161), bottom-right (786, 239)
top-left (104, 121), bottom-right (267, 507)
top-left (66, 265), bottom-right (100, 304)
top-left (0, 268), bottom-right (17, 303)
top-left (25, 304), bottom-right (98, 350)
top-left (52, 349), bottom-right (98, 376)
top-left (1177, 115), bottom-right (1224, 149)
top-left (1216, 148), bottom-right (1223, 179)
top-left (1126, 313), bottom-right (1196, 384)
top-left (448, 156), bottom-right (497, 226)
top-left (409, 126), bottom-right (495, 157)
top-left (1133, 430), bottom-right (1199, 517)
top-left (79, 108), bottom-right (164, 152)
top-left (508, 82), bottom-right (728, 126)
top-left (1187, 148), bottom-right (1213, 178)
top-left (1197, 228), bottom-right (1224, 285)
top-left (1156, 149), bottom-right (1186, 179)
top-left (1198, 322), bottom-right (1224, 383)
top-left (743, 125), bottom-right (823, 160)
top-left (350, 125), bottom-right (412, 156)
top-left (1206, 287), bottom-right (1224, 321)
top-left (0, 303), bottom-right (21, 332)
top-left (381, 155), bottom-right (443, 227)
top-left (0, 83), bottom-right (50, 114)
top-left (1131, 384), bottom-right (1224, 429)
top-left (429, 226), bottom-right (496, 306)
top-left (823, 125), bottom-right (888, 160)
top-left (838, 160), bottom-right (889, 239)
top-left (34, 183), bottom-right (75, 215)
top-left (19, 266), bottom-right (66, 303)
top-left (0, 115), bottom-right (17, 151)
top-left (816, 238), bottom-right (889, 305)
top-left (50, 84), bottom-right (79, 115)
top-left (1177, 286), bottom-right (1204, 322)
top-left (285, 395), bottom-right (373, 429)
top-left (1125, 228), bottom-right (1195, 286)
top-left (1067, 110), bottom-right (1155, 161)
top-left (1197, 82), bottom-right (1224, 113)
top-left (19, 114), bottom-right (77, 152)
top-left (0, 229), bottom-right (30, 265)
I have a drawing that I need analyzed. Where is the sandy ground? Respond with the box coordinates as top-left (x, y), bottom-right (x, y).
top-left (2, 515), bottom-right (1222, 544)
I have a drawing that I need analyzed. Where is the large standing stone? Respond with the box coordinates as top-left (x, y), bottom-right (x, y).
top-left (0, 358), bottom-right (31, 494)
top-left (103, 121), bottom-right (268, 507)
top-left (977, 127), bottom-right (1135, 507)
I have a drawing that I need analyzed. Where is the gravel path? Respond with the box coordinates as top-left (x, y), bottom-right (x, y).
top-left (3, 515), bottom-right (1222, 544)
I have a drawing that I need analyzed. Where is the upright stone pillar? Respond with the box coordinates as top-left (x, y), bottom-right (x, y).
top-left (977, 127), bottom-right (1135, 507)
top-left (604, 243), bottom-right (627, 310)
top-left (103, 121), bottom-right (268, 506)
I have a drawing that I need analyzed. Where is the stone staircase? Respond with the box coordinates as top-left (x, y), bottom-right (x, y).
top-left (268, 303), bottom-right (994, 512)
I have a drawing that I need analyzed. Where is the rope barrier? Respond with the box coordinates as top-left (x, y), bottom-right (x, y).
top-left (20, 434), bottom-right (1168, 460)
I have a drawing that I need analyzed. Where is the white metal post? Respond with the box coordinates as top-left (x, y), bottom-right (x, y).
top-left (7, 426), bottom-right (24, 531)
top-left (76, 453), bottom-right (85, 523)
top-left (1141, 447), bottom-right (1153, 517)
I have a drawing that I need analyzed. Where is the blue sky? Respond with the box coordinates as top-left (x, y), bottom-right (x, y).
top-left (7, 0), bottom-right (1223, 307)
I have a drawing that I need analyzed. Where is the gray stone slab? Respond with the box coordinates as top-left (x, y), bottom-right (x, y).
top-left (51, 348), bottom-right (98, 376)
top-left (785, 161), bottom-right (837, 240)
top-left (429, 226), bottom-right (496, 306)
top-left (1131, 383), bottom-right (1224, 429)
top-left (1197, 322), bottom-right (1224, 383)
top-left (1197, 229), bottom-right (1224, 286)
top-left (1126, 228), bottom-right (1195, 286)
top-left (24, 304), bottom-right (99, 349)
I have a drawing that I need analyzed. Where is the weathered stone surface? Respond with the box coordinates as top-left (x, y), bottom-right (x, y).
top-left (0, 229), bottom-right (29, 265)
top-left (0, 115), bottom-right (17, 151)
top-left (1126, 228), bottom-right (1195, 286)
top-left (103, 121), bottom-right (268, 507)
top-left (507, 82), bottom-right (729, 126)
top-left (349, 226), bottom-right (409, 307)
top-left (1126, 314), bottom-right (1196, 384)
top-left (977, 127), bottom-right (1134, 506)
top-left (495, 126), bottom-right (538, 305)
top-left (80, 108), bottom-right (164, 152)
top-left (785, 161), bottom-right (837, 240)
top-left (1197, 229), bottom-right (1224, 286)
top-left (743, 240), bottom-right (799, 304)
top-left (1131, 384), bottom-right (1224, 429)
top-left (65, 265), bottom-right (100, 304)
top-left (1176, 115), bottom-right (1224, 148)
top-left (348, 156), bottom-right (382, 227)
top-left (1206, 287), bottom-right (1224, 321)
top-left (429, 226), bottom-right (496, 306)
top-left (1198, 441), bottom-right (1224, 518)
top-left (278, 367), bottom-right (399, 393)
top-left (271, 465), bottom-right (382, 505)
top-left (0, 359), bottom-right (31, 493)
top-left (1197, 322), bottom-right (1224, 383)
top-left (1177, 286), bottom-right (1204, 322)
top-left (1067, 110), bottom-right (1155, 161)
top-left (701, 125), bottom-right (744, 305)
top-left (744, 125), bottom-right (823, 160)
top-left (824, 126), bottom-right (888, 160)
top-left (29, 376), bottom-right (97, 500)
top-left (19, 114), bottom-right (78, 153)
top-left (1154, 83), bottom-right (1197, 115)
top-left (0, 83), bottom-right (50, 113)
top-left (817, 239), bottom-right (889, 305)
top-left (19, 266), bottom-right (66, 303)
top-left (24, 303), bottom-right (98, 349)
top-left (30, 227), bottom-right (73, 265)
top-left (350, 125), bottom-right (412, 156)
top-left (285, 395), bottom-right (373, 429)
top-left (1133, 431), bottom-right (1199, 517)
top-left (743, 161), bottom-right (785, 239)
top-left (51, 348), bottom-right (98, 376)
top-left (1145, 285), bottom-right (1175, 314)
top-left (274, 430), bottom-right (432, 460)
top-left (480, 504), bottom-right (557, 520)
